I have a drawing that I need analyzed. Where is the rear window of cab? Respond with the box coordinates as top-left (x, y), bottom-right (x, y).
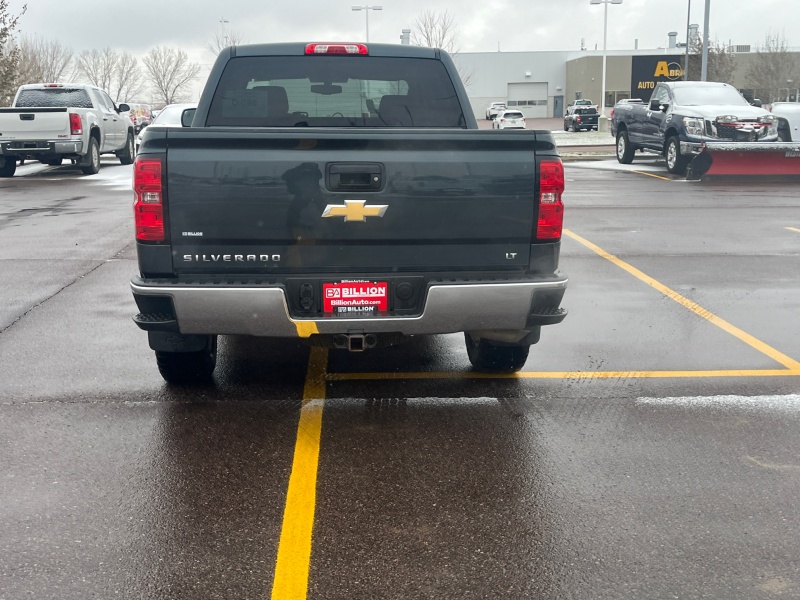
top-left (206, 56), bottom-right (466, 128)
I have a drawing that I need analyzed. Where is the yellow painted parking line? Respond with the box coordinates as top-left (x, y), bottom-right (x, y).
top-left (787, 227), bottom-right (800, 234)
top-left (632, 170), bottom-right (672, 181)
top-left (328, 369), bottom-right (800, 381)
top-left (271, 347), bottom-right (328, 600)
top-left (564, 229), bottom-right (800, 370)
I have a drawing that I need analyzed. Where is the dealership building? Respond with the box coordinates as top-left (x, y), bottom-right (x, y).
top-left (451, 43), bottom-right (799, 121)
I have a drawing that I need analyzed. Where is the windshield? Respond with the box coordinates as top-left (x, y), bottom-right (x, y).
top-left (673, 86), bottom-right (749, 106)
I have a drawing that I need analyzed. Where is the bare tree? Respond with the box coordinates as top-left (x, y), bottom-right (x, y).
top-left (74, 47), bottom-right (115, 91)
top-left (75, 47), bottom-right (145, 102)
top-left (746, 31), bottom-right (800, 104)
top-left (16, 35), bottom-right (72, 83)
top-left (409, 9), bottom-right (473, 86)
top-left (206, 27), bottom-right (247, 57)
top-left (142, 46), bottom-right (201, 105)
top-left (686, 37), bottom-right (735, 84)
top-left (0, 1), bottom-right (27, 106)
top-left (410, 9), bottom-right (460, 54)
top-left (111, 52), bottom-right (145, 102)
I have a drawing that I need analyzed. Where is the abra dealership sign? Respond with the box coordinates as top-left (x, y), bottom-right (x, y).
top-left (630, 55), bottom-right (685, 101)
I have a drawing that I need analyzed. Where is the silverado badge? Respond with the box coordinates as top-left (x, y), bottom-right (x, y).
top-left (322, 200), bottom-right (388, 222)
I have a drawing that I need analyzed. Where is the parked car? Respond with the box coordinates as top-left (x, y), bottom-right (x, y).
top-left (0, 82), bottom-right (134, 177)
top-left (485, 101), bottom-right (506, 120)
top-left (125, 103), bottom-right (153, 133)
top-left (492, 109), bottom-right (525, 129)
top-left (610, 81), bottom-right (779, 174)
top-left (136, 103), bottom-right (197, 153)
top-left (563, 106), bottom-right (598, 132)
top-left (771, 102), bottom-right (800, 141)
top-left (131, 42), bottom-right (567, 382)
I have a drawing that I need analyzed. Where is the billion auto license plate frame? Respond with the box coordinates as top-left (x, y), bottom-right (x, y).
top-left (322, 279), bottom-right (389, 316)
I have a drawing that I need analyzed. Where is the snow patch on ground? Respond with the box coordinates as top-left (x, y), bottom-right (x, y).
top-left (636, 394), bottom-right (800, 413)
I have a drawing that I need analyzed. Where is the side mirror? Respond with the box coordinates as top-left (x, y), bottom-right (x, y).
top-left (751, 99), bottom-right (763, 107)
top-left (181, 108), bottom-right (196, 127)
top-left (649, 99), bottom-right (660, 111)
top-left (118, 103), bottom-right (130, 112)
top-left (660, 103), bottom-right (669, 112)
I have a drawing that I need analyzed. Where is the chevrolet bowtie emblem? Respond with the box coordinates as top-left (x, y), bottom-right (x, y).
top-left (321, 200), bottom-right (388, 222)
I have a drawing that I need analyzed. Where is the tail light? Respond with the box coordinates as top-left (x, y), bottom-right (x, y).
top-left (133, 157), bottom-right (165, 242)
top-left (69, 113), bottom-right (82, 135)
top-left (576, 116), bottom-right (582, 124)
top-left (537, 159), bottom-right (564, 240)
top-left (500, 118), bottom-right (506, 122)
top-left (305, 43), bottom-right (368, 55)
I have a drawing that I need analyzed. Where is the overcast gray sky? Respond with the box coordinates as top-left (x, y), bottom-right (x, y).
top-left (8, 0), bottom-right (799, 98)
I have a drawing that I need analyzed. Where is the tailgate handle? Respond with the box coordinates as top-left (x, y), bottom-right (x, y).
top-left (19, 114), bottom-right (35, 121)
top-left (327, 163), bottom-right (383, 192)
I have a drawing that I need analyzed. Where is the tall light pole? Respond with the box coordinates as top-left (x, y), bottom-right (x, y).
top-left (700, 0), bottom-right (710, 81)
top-left (589, 0), bottom-right (623, 131)
top-left (351, 5), bottom-right (383, 43)
top-left (684, 0), bottom-right (691, 80)
top-left (219, 18), bottom-right (230, 46)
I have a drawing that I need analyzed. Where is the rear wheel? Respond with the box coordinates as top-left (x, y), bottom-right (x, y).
top-left (80, 137), bottom-right (100, 175)
top-left (563, 121), bottom-right (569, 131)
top-left (464, 333), bottom-right (530, 373)
top-left (665, 136), bottom-right (689, 175)
top-left (571, 122), bottom-right (579, 132)
top-left (616, 130), bottom-right (635, 164)
top-left (116, 132), bottom-right (134, 165)
top-left (0, 158), bottom-right (17, 177)
top-left (155, 335), bottom-right (218, 384)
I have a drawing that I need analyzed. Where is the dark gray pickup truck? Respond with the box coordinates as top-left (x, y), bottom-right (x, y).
top-left (131, 42), bottom-right (568, 382)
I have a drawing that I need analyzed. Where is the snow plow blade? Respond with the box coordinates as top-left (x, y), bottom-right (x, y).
top-left (686, 142), bottom-right (800, 181)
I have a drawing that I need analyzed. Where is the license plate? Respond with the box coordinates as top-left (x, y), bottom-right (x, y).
top-left (323, 280), bottom-right (388, 315)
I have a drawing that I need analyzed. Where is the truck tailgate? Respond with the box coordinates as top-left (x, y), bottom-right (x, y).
top-left (163, 129), bottom-right (553, 274)
top-left (0, 107), bottom-right (70, 138)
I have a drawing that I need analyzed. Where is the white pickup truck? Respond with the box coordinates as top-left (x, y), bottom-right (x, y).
top-left (0, 83), bottom-right (135, 177)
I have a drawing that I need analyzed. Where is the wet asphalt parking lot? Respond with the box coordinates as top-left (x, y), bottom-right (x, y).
top-left (1, 155), bottom-right (799, 599)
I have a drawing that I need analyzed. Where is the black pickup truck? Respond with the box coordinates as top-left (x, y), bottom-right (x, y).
top-left (131, 42), bottom-right (568, 382)
top-left (563, 106), bottom-right (599, 132)
top-left (610, 81), bottom-right (779, 174)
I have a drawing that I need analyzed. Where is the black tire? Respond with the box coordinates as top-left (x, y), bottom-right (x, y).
top-left (571, 122), bottom-right (579, 132)
top-left (80, 137), bottom-right (100, 175)
top-left (616, 129), bottom-right (635, 164)
top-left (563, 121), bottom-right (569, 131)
top-left (116, 132), bottom-right (134, 165)
top-left (155, 336), bottom-right (217, 384)
top-left (665, 136), bottom-right (689, 175)
top-left (464, 333), bottom-right (530, 373)
top-left (0, 158), bottom-right (17, 177)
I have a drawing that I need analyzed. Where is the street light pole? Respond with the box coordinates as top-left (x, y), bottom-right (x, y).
top-left (684, 0), bottom-right (691, 80)
top-left (351, 5), bottom-right (383, 43)
top-left (589, 0), bottom-right (623, 131)
top-left (219, 17), bottom-right (230, 46)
